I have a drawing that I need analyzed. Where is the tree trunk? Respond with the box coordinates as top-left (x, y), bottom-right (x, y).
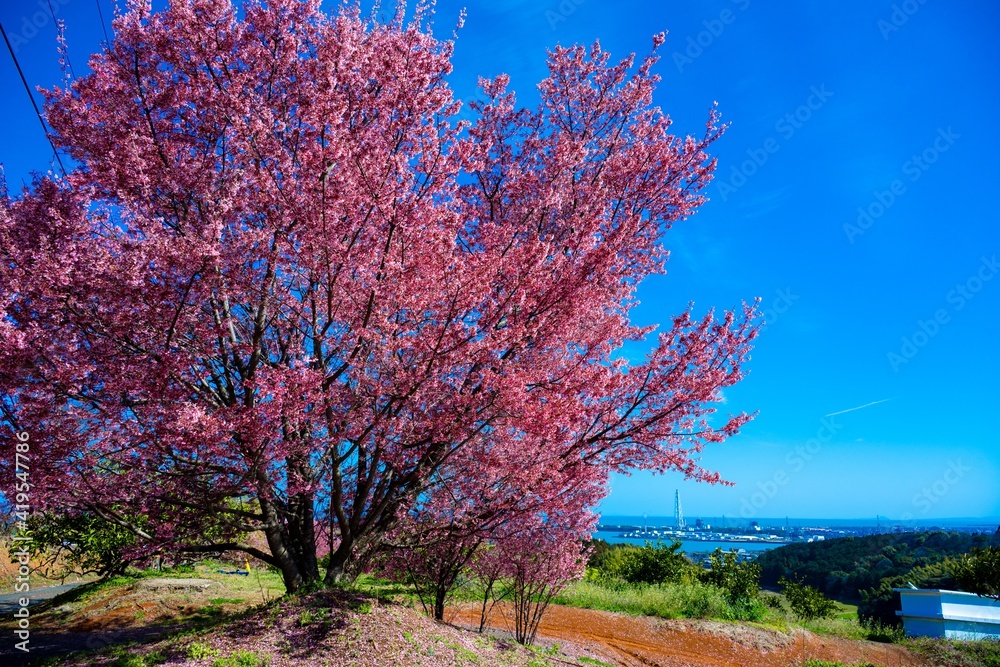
top-left (324, 531), bottom-right (358, 584)
top-left (287, 492), bottom-right (320, 584)
top-left (260, 497), bottom-right (310, 593)
top-left (434, 584), bottom-right (447, 621)
top-left (266, 529), bottom-right (305, 593)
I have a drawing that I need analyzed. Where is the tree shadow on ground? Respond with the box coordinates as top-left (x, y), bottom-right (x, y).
top-left (0, 624), bottom-right (181, 666)
top-left (225, 587), bottom-right (363, 660)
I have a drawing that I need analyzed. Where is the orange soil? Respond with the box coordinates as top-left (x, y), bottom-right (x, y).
top-left (446, 603), bottom-right (928, 667)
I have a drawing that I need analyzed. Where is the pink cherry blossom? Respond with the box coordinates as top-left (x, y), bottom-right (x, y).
top-left (0, 0), bottom-right (757, 594)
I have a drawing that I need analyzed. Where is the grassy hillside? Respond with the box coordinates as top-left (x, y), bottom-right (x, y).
top-left (757, 531), bottom-right (1000, 601)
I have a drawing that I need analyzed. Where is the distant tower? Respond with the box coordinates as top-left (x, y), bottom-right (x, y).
top-left (674, 490), bottom-right (686, 530)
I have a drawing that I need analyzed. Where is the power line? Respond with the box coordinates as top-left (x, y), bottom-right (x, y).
top-left (0, 20), bottom-right (67, 176)
top-left (94, 0), bottom-right (112, 47)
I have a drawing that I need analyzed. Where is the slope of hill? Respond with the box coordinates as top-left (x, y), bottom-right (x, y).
top-left (2, 578), bottom-right (935, 667)
top-left (757, 530), bottom-right (1000, 600)
top-left (9, 587), bottom-right (564, 667)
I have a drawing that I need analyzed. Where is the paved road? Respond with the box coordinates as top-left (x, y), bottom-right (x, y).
top-left (0, 584), bottom-right (85, 665)
top-left (0, 584), bottom-right (83, 615)
top-left (0, 583), bottom-right (184, 665)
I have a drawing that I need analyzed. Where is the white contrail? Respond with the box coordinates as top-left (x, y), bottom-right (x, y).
top-left (825, 398), bottom-right (893, 418)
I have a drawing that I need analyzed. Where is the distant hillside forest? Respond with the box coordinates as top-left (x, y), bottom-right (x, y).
top-left (758, 530), bottom-right (1000, 603)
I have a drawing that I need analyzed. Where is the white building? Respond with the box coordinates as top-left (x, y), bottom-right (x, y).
top-left (895, 588), bottom-right (1000, 640)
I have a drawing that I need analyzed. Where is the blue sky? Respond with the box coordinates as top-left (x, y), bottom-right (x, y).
top-left (2, 0), bottom-right (998, 522)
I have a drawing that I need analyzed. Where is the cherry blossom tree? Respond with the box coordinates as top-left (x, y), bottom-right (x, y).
top-left (469, 541), bottom-right (509, 633)
top-left (374, 510), bottom-right (483, 621)
top-left (506, 523), bottom-right (590, 646)
top-left (0, 0), bottom-right (757, 592)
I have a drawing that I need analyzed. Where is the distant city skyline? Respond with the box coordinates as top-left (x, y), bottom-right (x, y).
top-left (600, 484), bottom-right (1000, 525)
top-left (1, 1), bottom-right (997, 520)
top-left (598, 513), bottom-right (1000, 528)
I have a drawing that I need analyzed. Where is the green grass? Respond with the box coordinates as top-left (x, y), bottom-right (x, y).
top-left (195, 560), bottom-right (285, 600)
top-left (797, 616), bottom-right (870, 640)
top-left (211, 649), bottom-right (270, 667)
top-left (577, 657), bottom-right (616, 667)
top-left (346, 573), bottom-right (416, 600)
top-left (209, 597), bottom-right (247, 606)
top-left (951, 638), bottom-right (1000, 667)
top-left (187, 641), bottom-right (221, 659)
top-left (753, 591), bottom-right (906, 643)
top-left (833, 601), bottom-right (858, 620)
top-left (105, 643), bottom-right (168, 667)
top-left (904, 636), bottom-right (1000, 667)
top-left (552, 578), bottom-right (765, 621)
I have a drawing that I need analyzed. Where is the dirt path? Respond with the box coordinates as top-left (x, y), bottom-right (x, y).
top-left (446, 603), bottom-right (927, 667)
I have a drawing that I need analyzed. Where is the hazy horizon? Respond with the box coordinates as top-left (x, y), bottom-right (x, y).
top-left (596, 514), bottom-right (1000, 527)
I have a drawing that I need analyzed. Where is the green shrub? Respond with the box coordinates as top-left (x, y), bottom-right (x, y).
top-left (955, 547), bottom-right (1000, 600)
top-left (597, 541), bottom-right (696, 585)
top-left (698, 549), bottom-right (761, 604)
top-left (780, 577), bottom-right (839, 620)
top-left (724, 595), bottom-right (768, 622)
top-left (857, 582), bottom-right (901, 629)
top-left (762, 593), bottom-right (784, 610)
top-left (586, 539), bottom-right (615, 570)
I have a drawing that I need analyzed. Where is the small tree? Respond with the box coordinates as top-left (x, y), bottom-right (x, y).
top-left (374, 519), bottom-right (482, 621)
top-left (24, 511), bottom-right (138, 578)
top-left (468, 543), bottom-right (510, 633)
top-left (506, 529), bottom-right (586, 646)
top-left (375, 447), bottom-right (603, 622)
top-left (955, 547), bottom-right (1000, 600)
top-left (780, 577), bottom-right (838, 620)
top-left (600, 541), bottom-right (694, 585)
top-left (699, 549), bottom-right (761, 603)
